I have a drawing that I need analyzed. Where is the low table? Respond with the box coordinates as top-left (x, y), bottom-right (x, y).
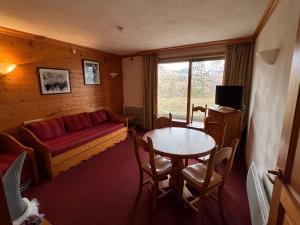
top-left (143, 127), bottom-right (216, 194)
top-left (122, 114), bottom-right (136, 127)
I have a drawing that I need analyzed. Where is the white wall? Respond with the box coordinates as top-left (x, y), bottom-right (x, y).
top-left (122, 56), bottom-right (144, 108)
top-left (246, 0), bottom-right (300, 197)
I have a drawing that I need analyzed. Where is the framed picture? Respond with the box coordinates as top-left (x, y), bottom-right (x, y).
top-left (82, 59), bottom-right (100, 85)
top-left (38, 68), bottom-right (71, 95)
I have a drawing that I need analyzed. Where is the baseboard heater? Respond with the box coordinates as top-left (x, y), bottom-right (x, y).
top-left (246, 162), bottom-right (270, 225)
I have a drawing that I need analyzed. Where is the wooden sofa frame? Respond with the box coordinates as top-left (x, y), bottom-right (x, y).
top-left (20, 111), bottom-right (128, 179)
top-left (0, 133), bottom-right (39, 184)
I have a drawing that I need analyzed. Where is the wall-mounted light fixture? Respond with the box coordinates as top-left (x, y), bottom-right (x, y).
top-left (109, 72), bottom-right (118, 78)
top-left (257, 48), bottom-right (280, 65)
top-left (0, 63), bottom-right (16, 75)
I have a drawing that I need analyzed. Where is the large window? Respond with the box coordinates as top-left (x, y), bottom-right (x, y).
top-left (157, 58), bottom-right (225, 122)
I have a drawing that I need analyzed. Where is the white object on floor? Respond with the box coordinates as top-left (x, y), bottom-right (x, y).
top-left (13, 198), bottom-right (39, 225)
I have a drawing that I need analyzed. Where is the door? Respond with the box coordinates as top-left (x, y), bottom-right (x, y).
top-left (268, 18), bottom-right (300, 225)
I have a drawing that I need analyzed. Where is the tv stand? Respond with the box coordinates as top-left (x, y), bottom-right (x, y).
top-left (208, 107), bottom-right (244, 149)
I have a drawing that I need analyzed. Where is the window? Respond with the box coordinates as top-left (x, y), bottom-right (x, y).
top-left (157, 58), bottom-right (225, 122)
top-left (157, 62), bottom-right (189, 121)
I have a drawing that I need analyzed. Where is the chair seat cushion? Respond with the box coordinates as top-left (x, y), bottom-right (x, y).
top-left (45, 122), bottom-right (124, 156)
top-left (26, 117), bottom-right (66, 141)
top-left (182, 163), bottom-right (222, 189)
top-left (186, 121), bottom-right (204, 130)
top-left (142, 155), bottom-right (172, 176)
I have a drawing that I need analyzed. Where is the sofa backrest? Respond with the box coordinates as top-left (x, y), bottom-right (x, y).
top-left (25, 110), bottom-right (110, 141)
top-left (25, 117), bottom-right (66, 141)
top-left (63, 112), bottom-right (94, 132)
top-left (89, 110), bottom-right (108, 125)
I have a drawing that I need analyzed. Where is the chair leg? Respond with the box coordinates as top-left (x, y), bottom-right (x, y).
top-left (196, 199), bottom-right (205, 225)
top-left (177, 177), bottom-right (184, 203)
top-left (217, 185), bottom-right (224, 215)
top-left (152, 180), bottom-right (159, 210)
top-left (184, 158), bottom-right (188, 167)
top-left (138, 169), bottom-right (144, 194)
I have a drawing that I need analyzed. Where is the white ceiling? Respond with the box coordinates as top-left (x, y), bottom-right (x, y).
top-left (0, 0), bottom-right (268, 55)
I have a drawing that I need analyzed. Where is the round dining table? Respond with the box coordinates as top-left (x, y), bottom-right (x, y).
top-left (143, 127), bottom-right (216, 194)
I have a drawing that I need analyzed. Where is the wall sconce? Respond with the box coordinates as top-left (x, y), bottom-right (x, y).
top-left (0, 63), bottom-right (16, 75)
top-left (257, 48), bottom-right (280, 65)
top-left (109, 72), bottom-right (118, 78)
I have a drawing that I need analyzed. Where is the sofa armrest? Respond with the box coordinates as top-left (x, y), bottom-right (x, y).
top-left (106, 111), bottom-right (128, 127)
top-left (0, 133), bottom-right (39, 184)
top-left (20, 127), bottom-right (53, 179)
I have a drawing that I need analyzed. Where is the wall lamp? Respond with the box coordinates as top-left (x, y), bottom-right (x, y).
top-left (257, 48), bottom-right (280, 65)
top-left (0, 63), bottom-right (16, 75)
top-left (109, 72), bottom-right (118, 78)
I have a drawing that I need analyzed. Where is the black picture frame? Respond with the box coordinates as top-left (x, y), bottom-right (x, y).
top-left (38, 67), bottom-right (71, 95)
top-left (82, 59), bottom-right (101, 85)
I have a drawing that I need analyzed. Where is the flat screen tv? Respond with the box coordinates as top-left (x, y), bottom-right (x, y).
top-left (215, 85), bottom-right (244, 110)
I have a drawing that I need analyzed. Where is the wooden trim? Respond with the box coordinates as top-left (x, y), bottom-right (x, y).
top-left (159, 52), bottom-right (226, 62)
top-left (122, 36), bottom-right (254, 58)
top-left (0, 26), bottom-right (121, 56)
top-left (253, 0), bottom-right (280, 38)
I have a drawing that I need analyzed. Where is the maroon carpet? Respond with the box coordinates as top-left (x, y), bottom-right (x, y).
top-left (24, 136), bottom-right (251, 225)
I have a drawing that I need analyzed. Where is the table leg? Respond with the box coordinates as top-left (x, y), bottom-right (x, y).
top-left (170, 157), bottom-right (184, 201)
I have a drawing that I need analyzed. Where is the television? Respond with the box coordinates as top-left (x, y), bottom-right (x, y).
top-left (215, 85), bottom-right (244, 110)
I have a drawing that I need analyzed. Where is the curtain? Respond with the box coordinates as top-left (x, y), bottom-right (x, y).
top-left (224, 42), bottom-right (254, 127)
top-left (143, 54), bottom-right (158, 130)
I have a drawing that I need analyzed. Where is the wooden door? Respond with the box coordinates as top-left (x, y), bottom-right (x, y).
top-left (267, 17), bottom-right (300, 225)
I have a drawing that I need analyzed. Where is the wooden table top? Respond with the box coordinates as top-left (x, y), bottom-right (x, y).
top-left (143, 127), bottom-right (216, 158)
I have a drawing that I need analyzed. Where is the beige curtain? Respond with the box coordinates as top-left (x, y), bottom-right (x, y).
top-left (224, 42), bottom-right (254, 126)
top-left (143, 54), bottom-right (158, 130)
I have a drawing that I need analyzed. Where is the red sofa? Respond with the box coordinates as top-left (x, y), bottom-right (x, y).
top-left (21, 109), bottom-right (128, 179)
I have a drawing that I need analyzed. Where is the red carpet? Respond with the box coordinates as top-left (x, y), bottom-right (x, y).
top-left (24, 136), bottom-right (251, 225)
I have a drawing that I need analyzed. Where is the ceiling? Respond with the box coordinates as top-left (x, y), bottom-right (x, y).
top-left (0, 0), bottom-right (268, 55)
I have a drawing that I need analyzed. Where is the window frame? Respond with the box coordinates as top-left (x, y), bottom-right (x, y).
top-left (157, 55), bottom-right (225, 124)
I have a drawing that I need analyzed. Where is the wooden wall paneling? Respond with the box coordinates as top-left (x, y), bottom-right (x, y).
top-left (0, 32), bottom-right (123, 137)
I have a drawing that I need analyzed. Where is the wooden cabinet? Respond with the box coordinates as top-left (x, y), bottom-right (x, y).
top-left (208, 107), bottom-right (244, 148)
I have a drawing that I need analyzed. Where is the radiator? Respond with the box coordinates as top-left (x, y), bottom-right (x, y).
top-left (246, 162), bottom-right (270, 225)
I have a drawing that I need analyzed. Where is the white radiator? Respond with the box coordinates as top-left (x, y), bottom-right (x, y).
top-left (246, 162), bottom-right (270, 225)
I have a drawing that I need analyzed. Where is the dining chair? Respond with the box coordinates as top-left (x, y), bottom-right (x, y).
top-left (203, 117), bottom-right (228, 150)
top-left (212, 138), bottom-right (239, 214)
top-left (184, 117), bottom-right (228, 167)
top-left (181, 139), bottom-right (239, 223)
top-left (181, 146), bottom-right (218, 224)
top-left (153, 113), bottom-right (172, 129)
top-left (131, 129), bottom-right (173, 209)
top-left (186, 104), bottom-right (207, 131)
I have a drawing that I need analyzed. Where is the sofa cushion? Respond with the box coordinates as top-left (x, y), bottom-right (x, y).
top-left (63, 112), bottom-right (93, 132)
top-left (89, 110), bottom-right (108, 125)
top-left (26, 117), bottom-right (66, 141)
top-left (45, 121), bottom-right (125, 156)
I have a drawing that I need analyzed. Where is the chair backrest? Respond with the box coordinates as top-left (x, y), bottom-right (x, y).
top-left (153, 113), bottom-right (172, 129)
top-left (204, 117), bottom-right (228, 149)
top-left (190, 103), bottom-right (207, 123)
top-left (200, 146), bottom-right (218, 196)
top-left (0, 176), bottom-right (13, 225)
top-left (131, 129), bottom-right (157, 177)
top-left (214, 138), bottom-right (239, 182)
